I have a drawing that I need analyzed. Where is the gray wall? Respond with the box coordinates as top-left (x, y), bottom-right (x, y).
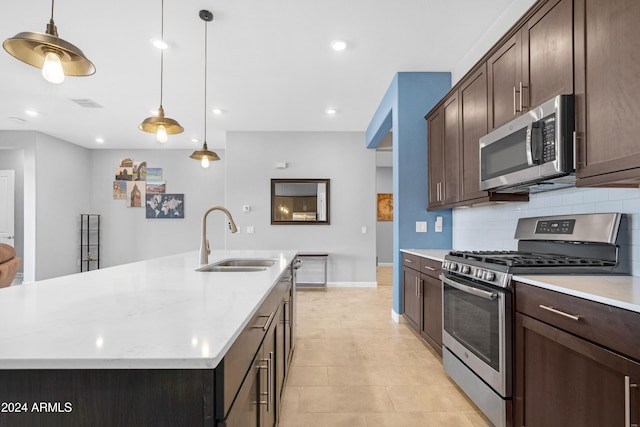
top-left (225, 131), bottom-right (377, 285)
top-left (0, 147), bottom-right (24, 274)
top-left (89, 149), bottom-right (227, 268)
top-left (0, 131), bottom-right (92, 281)
top-left (376, 166), bottom-right (393, 264)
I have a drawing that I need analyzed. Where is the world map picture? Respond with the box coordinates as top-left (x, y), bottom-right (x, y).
top-left (146, 194), bottom-right (184, 219)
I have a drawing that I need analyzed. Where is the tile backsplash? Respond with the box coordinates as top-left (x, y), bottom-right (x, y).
top-left (452, 186), bottom-right (640, 276)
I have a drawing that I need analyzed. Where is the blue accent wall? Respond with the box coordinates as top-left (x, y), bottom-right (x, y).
top-left (367, 72), bottom-right (453, 315)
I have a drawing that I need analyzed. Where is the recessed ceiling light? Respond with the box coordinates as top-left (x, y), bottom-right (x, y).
top-left (192, 138), bottom-right (199, 143)
top-left (326, 108), bottom-right (337, 115)
top-left (95, 137), bottom-right (104, 143)
top-left (330, 40), bottom-right (347, 51)
top-left (24, 109), bottom-right (38, 117)
top-left (152, 39), bottom-right (168, 50)
top-left (212, 108), bottom-right (222, 115)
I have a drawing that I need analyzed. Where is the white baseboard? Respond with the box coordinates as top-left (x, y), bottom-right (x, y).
top-left (327, 281), bottom-right (377, 288)
top-left (377, 262), bottom-right (393, 267)
top-left (391, 309), bottom-right (401, 323)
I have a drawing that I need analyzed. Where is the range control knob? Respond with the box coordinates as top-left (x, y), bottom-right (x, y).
top-left (450, 263), bottom-right (458, 271)
top-left (461, 265), bottom-right (471, 274)
top-left (483, 271), bottom-right (496, 281)
top-left (474, 269), bottom-right (484, 278)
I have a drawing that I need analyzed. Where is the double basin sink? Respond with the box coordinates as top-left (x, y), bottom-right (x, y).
top-left (197, 258), bottom-right (276, 273)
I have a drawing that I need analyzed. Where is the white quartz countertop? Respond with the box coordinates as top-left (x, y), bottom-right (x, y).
top-left (400, 248), bottom-right (640, 314)
top-left (513, 274), bottom-right (640, 314)
top-left (0, 250), bottom-right (297, 370)
top-left (400, 249), bottom-right (450, 262)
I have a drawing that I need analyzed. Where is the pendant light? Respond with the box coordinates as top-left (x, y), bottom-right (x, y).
top-left (3, 0), bottom-right (95, 84)
top-left (190, 10), bottom-right (220, 168)
top-left (139, 0), bottom-right (183, 143)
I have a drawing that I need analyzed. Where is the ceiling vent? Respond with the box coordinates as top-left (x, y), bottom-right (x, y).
top-left (8, 117), bottom-right (26, 124)
top-left (71, 98), bottom-right (103, 108)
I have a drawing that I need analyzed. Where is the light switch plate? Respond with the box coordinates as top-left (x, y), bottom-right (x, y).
top-left (416, 221), bottom-right (427, 233)
top-left (435, 216), bottom-right (443, 233)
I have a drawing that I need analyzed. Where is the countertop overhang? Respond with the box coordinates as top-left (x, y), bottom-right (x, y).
top-left (0, 250), bottom-right (297, 370)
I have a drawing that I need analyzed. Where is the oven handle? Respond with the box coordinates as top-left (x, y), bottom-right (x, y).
top-left (440, 274), bottom-right (498, 300)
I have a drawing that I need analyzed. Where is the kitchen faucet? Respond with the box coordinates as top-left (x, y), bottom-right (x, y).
top-left (199, 206), bottom-right (238, 265)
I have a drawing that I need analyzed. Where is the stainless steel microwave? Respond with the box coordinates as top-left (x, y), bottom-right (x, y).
top-left (479, 94), bottom-right (575, 193)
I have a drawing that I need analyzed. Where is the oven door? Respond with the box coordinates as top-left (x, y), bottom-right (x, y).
top-left (441, 273), bottom-right (511, 397)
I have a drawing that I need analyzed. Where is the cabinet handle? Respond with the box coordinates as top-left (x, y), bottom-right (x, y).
top-left (513, 86), bottom-right (517, 115)
top-left (539, 304), bottom-right (581, 321)
top-left (418, 278), bottom-right (422, 297)
top-left (423, 265), bottom-right (436, 271)
top-left (404, 258), bottom-right (414, 264)
top-left (253, 311), bottom-right (276, 331)
top-left (625, 376), bottom-right (639, 427)
top-left (258, 352), bottom-right (273, 412)
top-left (415, 277), bottom-right (418, 297)
top-left (519, 81), bottom-right (526, 110)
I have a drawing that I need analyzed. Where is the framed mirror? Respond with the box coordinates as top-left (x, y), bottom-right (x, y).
top-left (271, 179), bottom-right (330, 225)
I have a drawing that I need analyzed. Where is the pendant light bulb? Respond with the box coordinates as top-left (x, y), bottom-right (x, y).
top-left (156, 124), bottom-right (168, 143)
top-left (42, 51), bottom-right (64, 84)
top-left (201, 156), bottom-right (210, 168)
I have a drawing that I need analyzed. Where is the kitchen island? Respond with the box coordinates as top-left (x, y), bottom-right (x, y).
top-left (0, 249), bottom-right (298, 426)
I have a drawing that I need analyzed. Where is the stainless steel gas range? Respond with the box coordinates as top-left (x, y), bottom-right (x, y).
top-left (440, 213), bottom-right (629, 427)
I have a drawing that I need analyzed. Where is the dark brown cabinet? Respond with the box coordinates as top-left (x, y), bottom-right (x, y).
top-left (487, 0), bottom-right (573, 130)
top-left (426, 64), bottom-right (528, 210)
top-left (402, 255), bottom-right (422, 330)
top-left (419, 257), bottom-right (442, 354)
top-left (514, 281), bottom-right (640, 427)
top-left (402, 253), bottom-right (442, 354)
top-left (427, 92), bottom-right (459, 209)
top-left (574, 0), bottom-right (640, 187)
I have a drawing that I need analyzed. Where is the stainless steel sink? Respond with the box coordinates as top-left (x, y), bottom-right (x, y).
top-left (197, 258), bottom-right (276, 272)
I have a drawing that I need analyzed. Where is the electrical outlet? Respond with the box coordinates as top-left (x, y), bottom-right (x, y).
top-left (416, 221), bottom-right (427, 233)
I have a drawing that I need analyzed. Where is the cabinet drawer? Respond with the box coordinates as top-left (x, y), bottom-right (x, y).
top-left (402, 253), bottom-right (421, 270)
top-left (420, 257), bottom-right (442, 279)
top-left (515, 281), bottom-right (640, 362)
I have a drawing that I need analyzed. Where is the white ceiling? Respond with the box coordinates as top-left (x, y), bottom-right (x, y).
top-left (0, 0), bottom-right (516, 150)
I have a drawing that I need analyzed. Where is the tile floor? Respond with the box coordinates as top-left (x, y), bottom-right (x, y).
top-left (279, 285), bottom-right (493, 427)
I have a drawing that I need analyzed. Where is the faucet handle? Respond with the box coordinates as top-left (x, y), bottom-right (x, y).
top-left (206, 239), bottom-right (211, 255)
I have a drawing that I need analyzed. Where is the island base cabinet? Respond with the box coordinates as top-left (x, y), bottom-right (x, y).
top-left (515, 313), bottom-right (640, 427)
top-left (0, 369), bottom-right (214, 427)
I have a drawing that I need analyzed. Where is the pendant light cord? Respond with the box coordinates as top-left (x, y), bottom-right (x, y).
top-left (203, 17), bottom-right (208, 143)
top-left (159, 0), bottom-right (164, 107)
top-left (50, 0), bottom-right (55, 20)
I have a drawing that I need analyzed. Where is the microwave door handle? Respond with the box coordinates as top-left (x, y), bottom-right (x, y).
top-left (526, 123), bottom-right (535, 166)
top-left (440, 275), bottom-right (498, 300)
top-left (528, 122), bottom-right (544, 166)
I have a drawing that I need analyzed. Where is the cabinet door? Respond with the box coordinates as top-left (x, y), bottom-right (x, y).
top-left (260, 307), bottom-right (278, 427)
top-left (402, 266), bottom-right (421, 331)
top-left (459, 65), bottom-right (489, 202)
top-left (521, 0), bottom-right (573, 110)
top-left (442, 93), bottom-right (460, 206)
top-left (427, 107), bottom-right (444, 208)
top-left (487, 32), bottom-right (522, 129)
top-left (574, 0), bottom-right (640, 185)
top-left (421, 273), bottom-right (442, 354)
top-left (515, 313), bottom-right (640, 427)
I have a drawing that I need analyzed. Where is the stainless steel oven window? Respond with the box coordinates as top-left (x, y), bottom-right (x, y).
top-left (443, 279), bottom-right (502, 371)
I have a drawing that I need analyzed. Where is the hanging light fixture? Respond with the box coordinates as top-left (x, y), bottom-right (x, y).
top-left (139, 0), bottom-right (183, 143)
top-left (190, 10), bottom-right (220, 168)
top-left (3, 0), bottom-right (95, 84)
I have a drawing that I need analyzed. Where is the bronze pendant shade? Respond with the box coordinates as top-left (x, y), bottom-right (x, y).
top-left (139, 0), bottom-right (183, 143)
top-left (3, 0), bottom-right (95, 84)
top-left (191, 10), bottom-right (220, 168)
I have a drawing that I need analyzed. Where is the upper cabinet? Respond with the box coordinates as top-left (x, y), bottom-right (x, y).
top-left (426, 0), bottom-right (640, 211)
top-left (428, 92), bottom-right (460, 209)
top-left (574, 0), bottom-right (640, 187)
top-left (488, 0), bottom-right (573, 130)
